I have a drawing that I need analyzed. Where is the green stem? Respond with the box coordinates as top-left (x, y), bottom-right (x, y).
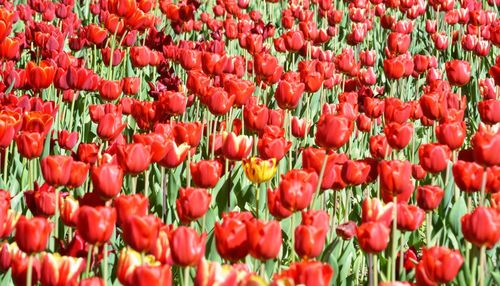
top-left (186, 152), bottom-right (191, 188)
top-left (103, 243), bottom-right (108, 286)
top-left (390, 196), bottom-right (398, 281)
top-left (426, 212), bottom-right (432, 246)
top-left (479, 168), bottom-right (487, 206)
top-left (26, 255), bottom-right (33, 286)
top-left (86, 244), bottom-right (94, 278)
top-left (3, 147), bottom-right (8, 187)
top-left (183, 267), bottom-right (190, 286)
top-left (479, 246), bottom-right (486, 286)
top-left (144, 168), bottom-right (150, 202)
top-left (312, 151), bottom-right (328, 209)
top-left (255, 183), bottom-right (260, 219)
top-left (54, 187), bottom-right (60, 251)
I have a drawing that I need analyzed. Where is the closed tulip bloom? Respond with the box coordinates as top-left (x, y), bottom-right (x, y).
top-left (59, 196), bottom-right (79, 227)
top-left (267, 188), bottom-right (293, 220)
top-left (452, 160), bottom-right (484, 192)
top-left (190, 160), bottom-right (223, 188)
top-left (97, 113), bottom-right (126, 141)
top-left (301, 210), bottom-right (330, 234)
top-left (258, 133), bottom-right (292, 161)
top-left (172, 122), bottom-right (203, 148)
top-left (116, 247), bottom-right (149, 285)
top-left (384, 98), bottom-right (412, 124)
top-left (15, 216), bottom-right (52, 254)
top-left (0, 110), bottom-right (22, 148)
top-left (157, 91), bottom-right (187, 117)
top-left (76, 206), bottom-right (116, 245)
top-left (133, 133), bottom-right (169, 163)
top-left (315, 114), bottom-right (353, 149)
top-left (114, 194), bottom-right (149, 226)
top-left (25, 183), bottom-right (56, 217)
top-left (294, 224), bottom-right (326, 258)
top-left (369, 135), bottom-right (392, 159)
top-left (461, 207), bottom-right (500, 248)
top-left (117, 143), bottom-right (152, 175)
top-left (246, 219), bottom-right (282, 261)
top-left (397, 203), bottom-right (425, 232)
top-left (40, 155), bottom-right (73, 187)
top-left (384, 122), bottom-right (414, 150)
top-left (159, 141), bottom-right (190, 169)
top-left (77, 143), bottom-right (99, 165)
top-left (16, 132), bottom-right (45, 159)
top-left (214, 212), bottom-right (253, 261)
top-left (378, 160), bottom-right (413, 197)
top-left (67, 161), bottom-right (90, 189)
top-left (57, 130), bottom-right (79, 151)
top-left (122, 214), bottom-right (160, 253)
top-left (243, 103), bottom-right (269, 134)
top-left (129, 264), bottom-right (172, 286)
top-left (472, 127), bottom-right (500, 166)
top-left (478, 99), bottom-right (500, 125)
top-left (412, 164), bottom-right (427, 180)
top-left (243, 157), bottom-right (278, 184)
top-left (417, 185), bottom-right (444, 211)
top-left (336, 221), bottom-right (358, 240)
top-left (91, 163), bottom-right (124, 200)
top-left (273, 260), bottom-right (333, 286)
top-left (123, 77), bottom-right (140, 95)
top-left (383, 58), bottom-right (405, 79)
top-left (415, 246), bottom-right (463, 285)
top-left (418, 143), bottom-right (451, 173)
top-left (341, 160), bottom-right (371, 186)
top-left (80, 277), bottom-right (105, 286)
top-left (435, 121), bottom-right (466, 150)
top-left (445, 60), bottom-right (471, 86)
top-left (176, 187), bottom-right (211, 224)
top-left (356, 222), bottom-right (390, 253)
top-left (26, 60), bottom-right (56, 89)
top-left (169, 226), bottom-right (206, 267)
top-left (361, 198), bottom-right (394, 227)
top-left (291, 116), bottom-right (309, 138)
top-left (98, 79), bottom-right (123, 101)
top-left (11, 251), bottom-right (41, 286)
top-left (274, 80), bottom-right (305, 110)
top-left (40, 253), bottom-right (85, 286)
top-left (221, 132), bottom-right (252, 161)
top-left (277, 169), bottom-right (318, 212)
top-left (152, 225), bottom-right (173, 265)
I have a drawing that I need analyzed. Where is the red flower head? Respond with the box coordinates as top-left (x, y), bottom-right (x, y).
top-left (176, 187), bottom-right (211, 224)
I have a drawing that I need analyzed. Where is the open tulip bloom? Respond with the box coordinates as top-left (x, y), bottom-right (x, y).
top-left (0, 1), bottom-right (500, 286)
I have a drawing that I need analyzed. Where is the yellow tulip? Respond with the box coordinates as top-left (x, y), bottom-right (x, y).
top-left (242, 157), bottom-right (277, 184)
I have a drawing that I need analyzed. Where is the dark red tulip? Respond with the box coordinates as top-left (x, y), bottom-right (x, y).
top-left (341, 160), bottom-right (371, 186)
top-left (169, 226), bottom-right (206, 267)
top-left (16, 132), bottom-right (45, 159)
top-left (176, 187), bottom-right (211, 224)
top-left (369, 135), bottom-right (392, 159)
top-left (246, 219), bottom-right (282, 261)
top-left (336, 221), bottom-right (357, 240)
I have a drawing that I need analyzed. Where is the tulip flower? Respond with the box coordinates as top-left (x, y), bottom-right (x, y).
top-left (336, 221), bottom-right (357, 240)
top-left (169, 226), bottom-right (206, 267)
top-left (384, 122), bottom-right (414, 150)
top-left (361, 198), bottom-right (394, 227)
top-left (273, 260), bottom-right (333, 286)
top-left (445, 60), bottom-right (471, 86)
top-left (294, 224), bottom-right (326, 258)
top-left (91, 163), bottom-right (124, 200)
top-left (435, 121), bottom-right (466, 150)
top-left (246, 219), bottom-right (282, 261)
top-left (128, 264), bottom-right (172, 286)
top-left (396, 203), bottom-right (425, 232)
top-left (117, 247), bottom-right (155, 286)
top-left (356, 222), bottom-right (390, 253)
top-left (0, 110), bottom-right (22, 148)
top-left (415, 246), bottom-right (463, 285)
top-left (26, 60), bottom-right (56, 89)
top-left (176, 187), bottom-right (212, 224)
top-left (416, 185), bottom-right (444, 211)
top-left (40, 155), bottom-right (73, 187)
top-left (40, 253), bottom-right (85, 286)
top-left (15, 132), bottom-right (45, 159)
top-left (267, 188), bottom-right (294, 220)
top-left (214, 212), bottom-right (253, 261)
top-left (122, 214), bottom-right (160, 253)
top-left (461, 207), bottom-right (500, 248)
top-left (59, 196), bottom-right (79, 227)
top-left (242, 157), bottom-right (278, 184)
top-left (369, 135), bottom-right (392, 159)
top-left (418, 143), bottom-right (451, 174)
top-left (158, 140), bottom-right (190, 169)
top-left (315, 114), bottom-right (353, 150)
top-left (190, 160), bottom-right (223, 188)
top-left (67, 161), bottom-right (90, 189)
top-left (76, 206), bottom-right (116, 245)
top-left (114, 194), bottom-right (149, 226)
top-left (24, 183), bottom-right (56, 217)
top-left (15, 216), bottom-right (52, 254)
top-left (276, 169), bottom-right (318, 212)
top-left (378, 160), bottom-right (414, 202)
top-left (221, 132), bottom-right (252, 161)
top-left (472, 127), bottom-right (500, 166)
top-left (117, 143), bottom-right (152, 175)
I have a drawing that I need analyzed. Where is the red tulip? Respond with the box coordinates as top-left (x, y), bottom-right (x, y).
top-left (291, 116), bottom-right (309, 138)
top-left (57, 130), bottom-right (79, 151)
top-left (67, 161), bottom-right (90, 189)
top-left (16, 132), bottom-right (45, 159)
top-left (76, 206), bottom-right (116, 245)
top-left (77, 143), bottom-right (99, 164)
top-left (418, 143), bottom-right (451, 173)
top-left (190, 160), bottom-right (223, 188)
top-left (478, 99), bottom-right (500, 125)
top-left (15, 216), bottom-right (52, 254)
top-left (22, 111), bottom-right (53, 135)
top-left (315, 114), bottom-right (354, 149)
top-left (97, 113), bottom-right (126, 141)
top-left (472, 127), bottom-right (500, 166)
top-left (277, 169), bottom-right (318, 212)
top-left (435, 121), bottom-right (466, 150)
top-left (452, 160), bottom-right (484, 192)
top-left (384, 122), bottom-right (414, 150)
top-left (445, 60), bottom-right (471, 86)
top-left (341, 159), bottom-right (371, 186)
top-left (40, 155), bottom-right (73, 187)
top-left (415, 246), bottom-right (463, 285)
top-left (273, 260), bottom-right (333, 286)
top-left (356, 222), bottom-right (390, 253)
top-left (294, 224), bottom-right (326, 258)
top-left (461, 207), bottom-right (500, 248)
top-left (169, 226), bottom-right (206, 267)
top-left (0, 110), bottom-right (22, 148)
top-left (416, 185), bottom-right (444, 211)
top-left (117, 143), bottom-right (152, 175)
top-left (397, 203), bottom-right (425, 231)
top-left (24, 183), bottom-right (56, 218)
top-left (158, 140), bottom-right (190, 169)
top-left (114, 194), bottom-right (149, 226)
top-left (91, 163), bottom-right (124, 200)
top-left (129, 264), bottom-right (172, 286)
top-left (157, 91), bottom-right (187, 117)
top-left (40, 253), bottom-right (85, 286)
top-left (336, 221), bottom-right (357, 240)
top-left (378, 160), bottom-right (413, 199)
top-left (246, 219), bottom-right (282, 261)
top-left (59, 196), bottom-right (79, 227)
top-left (274, 79), bottom-right (305, 110)
top-left (221, 132), bottom-right (252, 161)
top-left (361, 198), bottom-right (394, 227)
top-left (267, 188), bottom-right (293, 220)
top-left (98, 79), bottom-right (123, 101)
top-left (176, 187), bottom-right (211, 224)
top-left (26, 60), bottom-right (56, 89)
top-left (122, 214), bottom-right (160, 253)
top-left (369, 135), bottom-right (392, 159)
top-left (123, 77), bottom-right (140, 95)
top-left (258, 131), bottom-right (292, 161)
top-left (214, 212), bottom-right (253, 261)
top-left (172, 122), bottom-right (203, 148)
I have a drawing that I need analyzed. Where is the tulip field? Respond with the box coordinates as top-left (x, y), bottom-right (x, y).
top-left (1, 0), bottom-right (500, 285)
